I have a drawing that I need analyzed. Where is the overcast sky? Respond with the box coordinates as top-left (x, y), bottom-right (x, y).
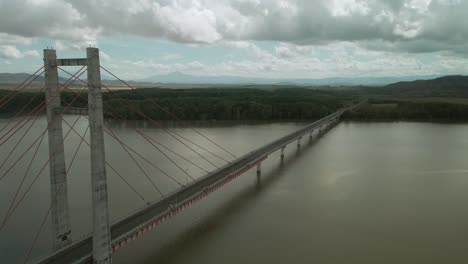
top-left (1, 0), bottom-right (467, 79)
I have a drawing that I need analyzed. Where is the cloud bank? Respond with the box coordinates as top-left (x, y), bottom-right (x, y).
top-left (0, 0), bottom-right (467, 54)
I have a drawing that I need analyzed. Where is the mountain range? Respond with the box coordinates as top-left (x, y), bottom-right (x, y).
top-left (0, 71), bottom-right (446, 87)
top-left (138, 71), bottom-right (443, 86)
top-left (379, 75), bottom-right (468, 97)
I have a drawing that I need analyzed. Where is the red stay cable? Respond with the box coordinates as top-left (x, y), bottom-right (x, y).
top-left (0, 89), bottom-right (82, 184)
top-left (136, 130), bottom-right (195, 181)
top-left (60, 118), bottom-right (146, 202)
top-left (57, 80), bottom-right (190, 188)
top-left (0, 114), bottom-right (82, 229)
top-left (1, 133), bottom-right (46, 227)
top-left (0, 87), bottom-right (45, 137)
top-left (58, 67), bottom-right (223, 168)
top-left (135, 129), bottom-right (209, 173)
top-left (0, 67), bottom-right (87, 146)
top-left (101, 66), bottom-right (237, 159)
top-left (22, 206), bottom-right (50, 264)
top-left (22, 125), bottom-right (89, 264)
top-left (0, 67), bottom-right (44, 108)
top-left (100, 88), bottom-right (229, 164)
top-left (0, 107), bottom-right (44, 178)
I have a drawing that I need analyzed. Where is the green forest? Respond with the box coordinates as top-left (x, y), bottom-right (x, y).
top-left (3, 84), bottom-right (468, 122)
top-left (0, 88), bottom-right (352, 121)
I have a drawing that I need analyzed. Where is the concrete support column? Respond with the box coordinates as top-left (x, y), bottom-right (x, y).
top-left (87, 48), bottom-right (112, 264)
top-left (297, 137), bottom-right (302, 149)
top-left (256, 162), bottom-right (262, 184)
top-left (280, 146), bottom-right (285, 162)
top-left (309, 131), bottom-right (313, 141)
top-left (44, 49), bottom-right (72, 250)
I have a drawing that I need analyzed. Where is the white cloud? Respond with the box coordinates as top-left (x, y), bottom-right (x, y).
top-left (275, 43), bottom-right (312, 59)
top-left (106, 41), bottom-right (468, 80)
top-left (0, 33), bottom-right (33, 46)
top-left (2, 0), bottom-right (468, 78)
top-left (1, 0), bottom-right (468, 54)
top-left (328, 0), bottom-right (371, 17)
top-left (0, 45), bottom-right (40, 59)
top-left (100, 51), bottom-right (111, 61)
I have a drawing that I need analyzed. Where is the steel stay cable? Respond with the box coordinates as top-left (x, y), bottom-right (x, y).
top-left (0, 104), bottom-right (45, 172)
top-left (0, 67), bottom-right (44, 107)
top-left (0, 100), bottom-right (47, 146)
top-left (103, 128), bottom-right (185, 187)
top-left (1, 132), bottom-right (46, 228)
top-left (0, 87), bottom-right (46, 137)
top-left (157, 127), bottom-right (231, 163)
top-left (100, 83), bottom-right (222, 168)
top-left (0, 70), bottom-right (45, 110)
top-left (77, 90), bottom-right (197, 182)
top-left (56, 85), bottom-right (183, 191)
top-left (65, 85), bottom-right (193, 184)
top-left (22, 206), bottom-right (50, 264)
top-left (0, 105), bottom-right (48, 183)
top-left (0, 89), bottom-right (82, 184)
top-left (99, 90), bottom-right (221, 168)
top-left (0, 114), bottom-right (83, 229)
top-left (135, 129), bottom-right (209, 173)
top-left (0, 67), bottom-right (84, 141)
top-left (101, 85), bottom-right (230, 164)
top-left (136, 130), bottom-right (195, 181)
top-left (60, 118), bottom-right (147, 202)
top-left (101, 66), bottom-right (237, 159)
top-left (58, 68), bottom-right (222, 168)
top-left (56, 72), bottom-right (198, 186)
top-left (61, 65), bottom-right (86, 88)
top-left (104, 126), bottom-right (166, 197)
top-left (66, 126), bottom-right (89, 175)
top-left (0, 67), bottom-right (87, 146)
top-left (22, 124), bottom-right (88, 264)
top-left (0, 67), bottom-right (43, 105)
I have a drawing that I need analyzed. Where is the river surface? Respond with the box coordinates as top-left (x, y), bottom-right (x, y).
top-left (1, 118), bottom-right (468, 263)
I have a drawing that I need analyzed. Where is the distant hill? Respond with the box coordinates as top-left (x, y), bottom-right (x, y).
top-left (139, 71), bottom-right (442, 86)
top-left (0, 72), bottom-right (150, 88)
top-left (0, 71), bottom-right (458, 88)
top-left (0, 73), bottom-right (46, 85)
top-left (381, 75), bottom-right (468, 97)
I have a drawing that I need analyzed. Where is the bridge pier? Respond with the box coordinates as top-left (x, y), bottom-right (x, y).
top-left (297, 137), bottom-right (302, 149)
top-left (256, 162), bottom-right (262, 184)
top-left (280, 146), bottom-right (285, 162)
top-left (87, 48), bottom-right (112, 264)
top-left (44, 49), bottom-right (72, 250)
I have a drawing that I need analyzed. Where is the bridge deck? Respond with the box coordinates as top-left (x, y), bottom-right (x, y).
top-left (36, 109), bottom-right (346, 264)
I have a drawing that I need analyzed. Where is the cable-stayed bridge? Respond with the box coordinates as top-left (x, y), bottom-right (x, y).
top-left (0, 48), bottom-right (357, 264)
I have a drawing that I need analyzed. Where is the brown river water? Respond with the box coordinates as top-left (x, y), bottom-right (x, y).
top-left (1, 118), bottom-right (468, 263)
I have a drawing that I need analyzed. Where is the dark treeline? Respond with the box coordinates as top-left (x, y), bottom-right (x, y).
top-left (0, 88), bottom-right (351, 121)
top-left (344, 98), bottom-right (468, 121)
top-left (4, 86), bottom-right (468, 122)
